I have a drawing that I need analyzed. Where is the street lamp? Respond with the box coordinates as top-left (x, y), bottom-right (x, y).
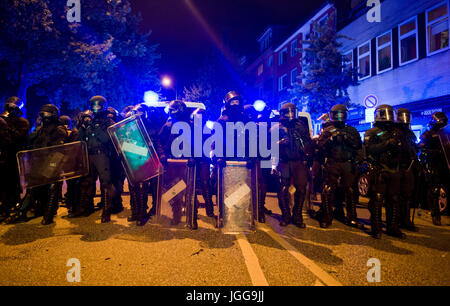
top-left (161, 76), bottom-right (177, 100)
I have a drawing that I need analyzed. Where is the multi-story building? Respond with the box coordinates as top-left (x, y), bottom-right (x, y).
top-left (245, 3), bottom-right (336, 112)
top-left (338, 0), bottom-right (450, 139)
top-left (245, 0), bottom-right (449, 138)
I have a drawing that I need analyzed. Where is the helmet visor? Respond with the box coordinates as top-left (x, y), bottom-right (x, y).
top-left (397, 112), bottom-right (411, 124)
top-left (375, 108), bottom-right (394, 122)
top-left (281, 108), bottom-right (297, 121)
top-left (330, 110), bottom-right (347, 122)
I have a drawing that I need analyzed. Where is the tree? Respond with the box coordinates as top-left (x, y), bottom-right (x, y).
top-left (182, 49), bottom-right (247, 120)
top-left (0, 0), bottom-right (160, 114)
top-left (290, 12), bottom-right (358, 118)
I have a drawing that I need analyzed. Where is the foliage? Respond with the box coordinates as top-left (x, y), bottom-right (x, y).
top-left (0, 0), bottom-right (160, 112)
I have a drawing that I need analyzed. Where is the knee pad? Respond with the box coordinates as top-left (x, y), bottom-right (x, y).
top-left (374, 193), bottom-right (384, 202)
top-left (323, 185), bottom-right (333, 196)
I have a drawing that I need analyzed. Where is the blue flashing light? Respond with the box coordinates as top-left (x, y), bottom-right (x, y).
top-left (254, 100), bottom-right (266, 112)
top-left (143, 91), bottom-right (159, 105)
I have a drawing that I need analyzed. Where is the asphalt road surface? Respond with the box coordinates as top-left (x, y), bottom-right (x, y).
top-left (0, 185), bottom-right (449, 286)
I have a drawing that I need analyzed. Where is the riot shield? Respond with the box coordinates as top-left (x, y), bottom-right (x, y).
top-left (156, 159), bottom-right (196, 228)
top-left (16, 141), bottom-right (89, 189)
top-left (438, 125), bottom-right (450, 171)
top-left (108, 115), bottom-right (161, 186)
top-left (217, 161), bottom-right (258, 234)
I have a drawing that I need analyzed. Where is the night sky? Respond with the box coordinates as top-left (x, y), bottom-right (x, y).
top-left (130, 0), bottom-right (326, 90)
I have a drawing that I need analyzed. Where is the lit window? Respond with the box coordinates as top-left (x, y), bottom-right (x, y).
top-left (291, 68), bottom-right (298, 85)
top-left (358, 41), bottom-right (371, 80)
top-left (279, 74), bottom-right (288, 91)
top-left (376, 31), bottom-right (392, 73)
top-left (279, 48), bottom-right (288, 65)
top-left (291, 40), bottom-right (298, 57)
top-left (257, 64), bottom-right (263, 76)
top-left (399, 16), bottom-right (418, 65)
top-left (426, 2), bottom-right (449, 55)
top-left (343, 50), bottom-right (353, 71)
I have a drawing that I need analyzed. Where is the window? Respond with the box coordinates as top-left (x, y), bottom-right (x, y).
top-left (399, 16), bottom-right (418, 65)
top-left (376, 30), bottom-right (392, 73)
top-left (279, 74), bottom-right (288, 91)
top-left (426, 2), bottom-right (449, 55)
top-left (358, 41), bottom-right (371, 80)
top-left (279, 48), bottom-right (288, 65)
top-left (267, 55), bottom-right (273, 68)
top-left (343, 50), bottom-right (353, 71)
top-left (257, 64), bottom-right (263, 76)
top-left (291, 40), bottom-right (298, 57)
top-left (291, 68), bottom-right (298, 85)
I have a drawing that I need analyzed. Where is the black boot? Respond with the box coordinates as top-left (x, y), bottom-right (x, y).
top-left (101, 187), bottom-right (112, 223)
top-left (400, 200), bottom-right (418, 231)
top-left (203, 186), bottom-right (215, 218)
top-left (136, 183), bottom-right (148, 226)
top-left (278, 186), bottom-right (291, 227)
top-left (292, 190), bottom-right (306, 228)
top-left (128, 185), bottom-right (138, 222)
top-left (370, 196), bottom-right (383, 239)
top-left (320, 186), bottom-right (333, 228)
top-left (345, 189), bottom-right (361, 228)
top-left (430, 187), bottom-right (441, 226)
top-left (42, 185), bottom-right (59, 225)
top-left (386, 198), bottom-right (405, 239)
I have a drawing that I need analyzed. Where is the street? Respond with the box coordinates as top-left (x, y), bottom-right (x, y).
top-left (0, 185), bottom-right (449, 286)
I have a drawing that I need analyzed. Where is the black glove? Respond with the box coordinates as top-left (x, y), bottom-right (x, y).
top-left (187, 158), bottom-right (196, 168)
top-left (217, 158), bottom-right (226, 167)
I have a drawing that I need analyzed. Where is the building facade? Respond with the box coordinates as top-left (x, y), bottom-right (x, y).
top-left (245, 3), bottom-right (336, 112)
top-left (338, 0), bottom-right (450, 139)
top-left (245, 0), bottom-right (449, 138)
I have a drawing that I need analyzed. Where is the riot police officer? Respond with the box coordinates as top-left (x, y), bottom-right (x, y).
top-left (0, 97), bottom-right (30, 221)
top-left (191, 107), bottom-right (215, 229)
top-left (364, 105), bottom-right (405, 239)
top-left (317, 104), bottom-right (363, 228)
top-left (78, 96), bottom-right (116, 223)
top-left (158, 100), bottom-right (193, 226)
top-left (28, 104), bottom-right (68, 225)
top-left (124, 103), bottom-right (154, 226)
top-left (214, 91), bottom-right (250, 227)
top-left (419, 112), bottom-right (448, 226)
top-left (271, 103), bottom-right (312, 227)
top-left (396, 108), bottom-right (419, 231)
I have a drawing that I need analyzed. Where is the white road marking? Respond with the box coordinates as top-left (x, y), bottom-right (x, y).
top-left (235, 233), bottom-right (269, 286)
top-left (259, 223), bottom-right (343, 286)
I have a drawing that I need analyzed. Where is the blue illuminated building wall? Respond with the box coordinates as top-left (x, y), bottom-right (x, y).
top-left (338, 0), bottom-right (450, 139)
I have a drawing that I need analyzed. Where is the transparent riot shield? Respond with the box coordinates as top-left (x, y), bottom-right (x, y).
top-left (156, 159), bottom-right (196, 228)
top-left (16, 141), bottom-right (89, 190)
top-left (217, 161), bottom-right (258, 234)
top-left (108, 115), bottom-right (161, 186)
top-left (438, 125), bottom-right (450, 170)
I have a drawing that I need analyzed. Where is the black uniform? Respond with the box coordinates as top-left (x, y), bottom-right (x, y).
top-left (0, 97), bottom-right (30, 221)
top-left (77, 96), bottom-right (116, 223)
top-left (396, 108), bottom-right (419, 231)
top-left (191, 108), bottom-right (215, 229)
top-left (419, 112), bottom-right (449, 226)
top-left (213, 91), bottom-right (252, 227)
top-left (317, 108), bottom-right (362, 228)
top-left (27, 104), bottom-right (68, 225)
top-left (364, 105), bottom-right (405, 239)
top-left (271, 103), bottom-right (312, 227)
top-left (157, 100), bottom-right (193, 226)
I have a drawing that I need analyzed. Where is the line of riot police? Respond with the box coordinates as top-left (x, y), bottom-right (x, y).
top-left (0, 94), bottom-right (448, 240)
